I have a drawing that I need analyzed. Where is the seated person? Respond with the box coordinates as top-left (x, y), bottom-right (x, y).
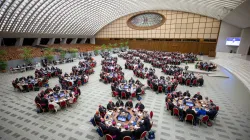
top-left (99, 105), bottom-right (106, 118)
top-left (115, 97), bottom-right (124, 107)
top-left (40, 95), bottom-right (49, 111)
top-left (120, 125), bottom-right (133, 139)
top-left (167, 99), bottom-right (174, 115)
top-left (68, 93), bottom-right (75, 104)
top-left (186, 106), bottom-right (196, 125)
top-left (53, 85), bottom-right (61, 92)
top-left (206, 106), bottom-right (218, 120)
top-left (107, 100), bottom-right (115, 110)
top-left (49, 98), bottom-right (61, 112)
top-left (108, 121), bottom-right (121, 140)
top-left (125, 100), bottom-right (133, 109)
top-left (135, 101), bottom-right (145, 111)
top-left (94, 111), bottom-right (102, 125)
top-left (193, 92), bottom-right (203, 100)
top-left (35, 93), bottom-right (42, 104)
top-left (134, 122), bottom-right (146, 139)
top-left (196, 107), bottom-right (206, 120)
top-left (99, 118), bottom-right (109, 134)
top-left (142, 114), bottom-right (151, 131)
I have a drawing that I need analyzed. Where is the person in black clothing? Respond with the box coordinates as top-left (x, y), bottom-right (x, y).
top-left (206, 106), bottom-right (218, 120)
top-left (193, 92), bottom-right (203, 100)
top-left (99, 105), bottom-right (106, 118)
top-left (185, 106), bottom-right (196, 125)
top-left (35, 93), bottom-right (42, 104)
top-left (142, 115), bottom-right (151, 131)
top-left (134, 123), bottom-right (146, 139)
top-left (99, 118), bottom-right (109, 134)
top-left (125, 100), bottom-right (133, 109)
top-left (40, 95), bottom-right (49, 111)
top-left (94, 111), bottom-right (102, 125)
top-left (167, 99), bottom-right (174, 115)
top-left (120, 125), bottom-right (134, 139)
top-left (116, 97), bottom-right (124, 107)
top-left (107, 100), bottom-right (115, 110)
top-left (135, 101), bottom-right (145, 111)
top-left (108, 121), bottom-right (121, 140)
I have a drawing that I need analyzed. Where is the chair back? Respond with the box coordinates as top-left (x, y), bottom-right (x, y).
top-left (112, 91), bottom-right (118, 97)
top-left (73, 97), bottom-right (77, 103)
top-left (150, 84), bottom-right (153, 89)
top-left (121, 92), bottom-right (126, 98)
top-left (77, 80), bottom-right (81, 86)
top-left (141, 90), bottom-right (145, 95)
top-left (140, 131), bottom-right (147, 139)
top-left (185, 114), bottom-right (194, 121)
top-left (68, 82), bottom-right (73, 86)
top-left (202, 115), bottom-right (209, 122)
top-left (158, 86), bottom-right (163, 91)
top-left (150, 111), bottom-right (153, 119)
top-left (105, 134), bottom-right (113, 140)
top-left (60, 101), bottom-right (67, 108)
top-left (123, 136), bottom-right (131, 140)
top-left (48, 104), bottom-right (55, 110)
top-left (173, 108), bottom-right (179, 116)
top-left (131, 92), bottom-right (136, 97)
top-left (216, 106), bottom-right (219, 111)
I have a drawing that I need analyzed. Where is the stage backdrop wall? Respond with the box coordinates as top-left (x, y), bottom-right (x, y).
top-left (95, 10), bottom-right (220, 55)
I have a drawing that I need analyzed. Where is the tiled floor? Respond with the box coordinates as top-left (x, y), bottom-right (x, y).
top-left (0, 53), bottom-right (250, 140)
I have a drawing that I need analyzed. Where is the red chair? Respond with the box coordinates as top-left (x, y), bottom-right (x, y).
top-left (150, 84), bottom-right (153, 90)
top-left (38, 81), bottom-right (43, 87)
top-left (141, 90), bottom-right (145, 95)
top-left (28, 84), bottom-right (34, 91)
top-left (185, 114), bottom-right (194, 125)
top-left (186, 79), bottom-right (191, 86)
top-left (112, 77), bottom-right (117, 82)
top-left (72, 98), bottom-right (77, 104)
top-left (199, 115), bottom-right (209, 126)
top-left (167, 86), bottom-right (171, 93)
top-left (158, 86), bottom-right (163, 93)
top-left (55, 72), bottom-right (58, 76)
top-left (104, 77), bottom-right (108, 83)
top-left (140, 131), bottom-right (147, 139)
top-left (60, 101), bottom-right (67, 108)
top-left (112, 91), bottom-right (118, 97)
top-left (216, 106), bottom-right (219, 111)
top-left (77, 80), bottom-right (82, 87)
top-left (131, 92), bottom-right (136, 98)
top-left (150, 111), bottom-right (153, 119)
top-left (68, 82), bottom-right (73, 86)
top-left (140, 73), bottom-right (144, 79)
top-left (105, 134), bottom-right (113, 140)
top-left (123, 136), bottom-right (131, 140)
top-left (48, 104), bottom-right (55, 112)
top-left (121, 92), bottom-right (126, 99)
top-left (192, 79), bottom-right (197, 86)
top-left (173, 108), bottom-right (179, 117)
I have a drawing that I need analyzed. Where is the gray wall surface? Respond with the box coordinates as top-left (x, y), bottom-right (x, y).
top-left (237, 27), bottom-right (250, 55)
top-left (216, 21), bottom-right (242, 53)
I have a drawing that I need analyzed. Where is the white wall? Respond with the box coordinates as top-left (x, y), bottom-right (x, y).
top-left (237, 27), bottom-right (250, 55)
top-left (216, 21), bottom-right (242, 53)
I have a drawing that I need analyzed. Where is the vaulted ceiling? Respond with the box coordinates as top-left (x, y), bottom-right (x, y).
top-left (0, 0), bottom-right (246, 37)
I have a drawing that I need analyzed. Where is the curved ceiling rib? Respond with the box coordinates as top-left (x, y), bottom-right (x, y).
top-left (0, 0), bottom-right (246, 37)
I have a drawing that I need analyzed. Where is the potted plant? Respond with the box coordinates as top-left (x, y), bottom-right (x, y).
top-left (94, 46), bottom-right (99, 56)
top-left (69, 48), bottom-right (78, 58)
top-left (125, 40), bottom-right (129, 49)
top-left (44, 48), bottom-right (54, 63)
top-left (108, 43), bottom-right (112, 52)
top-left (59, 48), bottom-right (66, 59)
top-left (0, 50), bottom-right (7, 72)
top-left (101, 44), bottom-right (106, 52)
top-left (119, 42), bottom-right (124, 51)
top-left (20, 47), bottom-right (33, 63)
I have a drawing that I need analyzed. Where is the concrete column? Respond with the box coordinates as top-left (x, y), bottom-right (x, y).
top-left (47, 38), bottom-right (55, 45)
top-left (90, 37), bottom-right (95, 44)
top-left (15, 38), bottom-right (24, 46)
top-left (80, 38), bottom-right (87, 44)
top-left (0, 38), bottom-right (2, 46)
top-left (32, 38), bottom-right (41, 46)
top-left (70, 38), bottom-right (77, 44)
top-left (237, 27), bottom-right (250, 55)
top-left (60, 38), bottom-right (67, 44)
